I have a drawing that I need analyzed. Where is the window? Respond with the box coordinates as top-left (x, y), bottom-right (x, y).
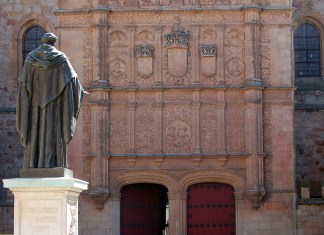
top-left (23, 26), bottom-right (46, 62)
top-left (295, 23), bottom-right (321, 77)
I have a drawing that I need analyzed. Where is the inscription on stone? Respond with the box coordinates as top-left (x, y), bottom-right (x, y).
top-left (21, 200), bottom-right (62, 235)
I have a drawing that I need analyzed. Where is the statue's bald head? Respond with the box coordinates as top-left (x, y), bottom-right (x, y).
top-left (41, 33), bottom-right (57, 46)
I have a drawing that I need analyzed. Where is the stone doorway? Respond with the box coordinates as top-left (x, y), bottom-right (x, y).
top-left (120, 183), bottom-right (168, 235)
top-left (187, 183), bottom-right (236, 235)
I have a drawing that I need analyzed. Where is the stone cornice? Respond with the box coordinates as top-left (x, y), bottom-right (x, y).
top-left (54, 5), bottom-right (295, 15)
top-left (109, 6), bottom-right (295, 13)
top-left (53, 7), bottom-right (112, 16)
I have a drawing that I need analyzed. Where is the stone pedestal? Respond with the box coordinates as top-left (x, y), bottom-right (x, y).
top-left (3, 177), bottom-right (88, 235)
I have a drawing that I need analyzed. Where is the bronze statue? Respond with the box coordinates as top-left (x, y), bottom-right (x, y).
top-left (16, 33), bottom-right (88, 168)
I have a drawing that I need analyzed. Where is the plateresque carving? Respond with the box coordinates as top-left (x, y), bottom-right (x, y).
top-left (201, 45), bottom-right (217, 78)
top-left (164, 19), bottom-right (191, 79)
top-left (136, 45), bottom-right (154, 78)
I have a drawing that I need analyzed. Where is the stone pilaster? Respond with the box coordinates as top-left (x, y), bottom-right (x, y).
top-left (245, 86), bottom-right (266, 209)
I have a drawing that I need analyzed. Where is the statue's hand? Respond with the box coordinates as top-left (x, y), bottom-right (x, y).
top-left (83, 90), bottom-right (91, 96)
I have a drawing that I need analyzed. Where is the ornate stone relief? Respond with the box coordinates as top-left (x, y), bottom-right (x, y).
top-left (67, 198), bottom-right (77, 235)
top-left (225, 28), bottom-right (245, 45)
top-left (108, 30), bottom-right (128, 86)
top-left (166, 120), bottom-right (192, 149)
top-left (202, 29), bottom-right (217, 43)
top-left (164, 19), bottom-right (191, 85)
top-left (139, 0), bottom-right (160, 7)
top-left (109, 30), bottom-right (127, 45)
top-left (224, 28), bottom-right (245, 85)
top-left (226, 105), bottom-right (245, 152)
top-left (164, 106), bottom-right (192, 153)
top-left (108, 0), bottom-right (246, 8)
top-left (109, 59), bottom-right (127, 77)
top-left (137, 30), bottom-right (155, 42)
top-left (122, 0), bottom-right (139, 7)
top-left (135, 105), bottom-right (155, 154)
top-left (226, 58), bottom-right (245, 76)
top-left (82, 29), bottom-right (93, 84)
top-left (59, 14), bottom-right (93, 26)
top-left (263, 105), bottom-right (273, 191)
top-left (110, 107), bottom-right (128, 154)
top-left (201, 45), bottom-right (217, 78)
top-left (136, 45), bottom-right (154, 79)
top-left (201, 105), bottom-right (218, 153)
top-left (200, 0), bottom-right (244, 5)
top-left (260, 26), bottom-right (271, 86)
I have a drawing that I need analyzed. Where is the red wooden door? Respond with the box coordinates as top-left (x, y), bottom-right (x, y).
top-left (187, 183), bottom-right (236, 235)
top-left (120, 184), bottom-right (167, 235)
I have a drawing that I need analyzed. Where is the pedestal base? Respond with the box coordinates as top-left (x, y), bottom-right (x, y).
top-left (3, 177), bottom-right (88, 235)
top-left (20, 167), bottom-right (73, 178)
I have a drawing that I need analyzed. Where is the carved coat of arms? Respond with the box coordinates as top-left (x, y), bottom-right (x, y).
top-left (136, 45), bottom-right (154, 78)
top-left (201, 45), bottom-right (217, 77)
top-left (164, 28), bottom-right (191, 78)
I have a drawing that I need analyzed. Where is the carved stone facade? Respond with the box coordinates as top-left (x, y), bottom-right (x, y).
top-left (1, 0), bottom-right (323, 234)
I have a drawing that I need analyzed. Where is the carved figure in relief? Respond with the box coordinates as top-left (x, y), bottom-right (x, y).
top-left (109, 31), bottom-right (127, 45)
top-left (109, 59), bottom-right (126, 77)
top-left (166, 121), bottom-right (191, 148)
top-left (202, 29), bottom-right (217, 42)
top-left (16, 33), bottom-right (89, 168)
top-left (226, 58), bottom-right (245, 76)
top-left (225, 29), bottom-right (245, 45)
top-left (137, 30), bottom-right (154, 42)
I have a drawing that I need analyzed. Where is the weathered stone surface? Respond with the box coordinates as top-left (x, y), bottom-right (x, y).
top-left (0, 0), bottom-right (323, 234)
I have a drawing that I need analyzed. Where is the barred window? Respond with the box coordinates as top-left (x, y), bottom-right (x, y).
top-left (295, 23), bottom-right (321, 77)
top-left (23, 26), bottom-right (46, 62)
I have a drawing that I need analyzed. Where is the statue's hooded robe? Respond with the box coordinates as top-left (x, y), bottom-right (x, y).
top-left (17, 44), bottom-right (84, 168)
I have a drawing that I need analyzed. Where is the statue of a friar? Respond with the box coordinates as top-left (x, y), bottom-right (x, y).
top-left (16, 32), bottom-right (88, 169)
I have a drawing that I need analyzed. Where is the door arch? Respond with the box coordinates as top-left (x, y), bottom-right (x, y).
top-left (187, 182), bottom-right (236, 235)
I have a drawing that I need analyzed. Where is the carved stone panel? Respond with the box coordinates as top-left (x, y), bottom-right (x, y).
top-left (201, 28), bottom-right (217, 43)
top-left (201, 45), bottom-right (217, 78)
top-left (224, 28), bottom-right (245, 85)
top-left (108, 48), bottom-right (128, 86)
top-left (137, 30), bottom-right (155, 43)
top-left (135, 104), bottom-right (155, 154)
top-left (164, 24), bottom-right (191, 85)
top-left (201, 104), bottom-right (218, 153)
top-left (136, 45), bottom-right (154, 79)
top-left (109, 30), bottom-right (128, 46)
top-left (260, 26), bottom-right (271, 86)
top-left (110, 106), bottom-right (128, 154)
top-left (164, 105), bottom-right (192, 153)
top-left (225, 57), bottom-right (245, 85)
top-left (226, 104), bottom-right (246, 152)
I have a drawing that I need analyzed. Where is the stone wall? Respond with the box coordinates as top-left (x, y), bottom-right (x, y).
top-left (293, 0), bottom-right (324, 234)
top-left (297, 204), bottom-right (324, 235)
top-left (293, 0), bottom-right (324, 183)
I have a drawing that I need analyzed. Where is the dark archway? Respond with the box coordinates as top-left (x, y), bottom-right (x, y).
top-left (120, 183), bottom-right (168, 235)
top-left (187, 183), bottom-right (236, 235)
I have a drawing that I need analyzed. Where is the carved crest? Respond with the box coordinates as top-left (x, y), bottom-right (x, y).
top-left (166, 120), bottom-right (191, 148)
top-left (109, 59), bottom-right (126, 77)
top-left (164, 19), bottom-right (191, 78)
top-left (201, 45), bottom-right (217, 77)
top-left (136, 45), bottom-right (154, 78)
top-left (226, 57), bottom-right (245, 76)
